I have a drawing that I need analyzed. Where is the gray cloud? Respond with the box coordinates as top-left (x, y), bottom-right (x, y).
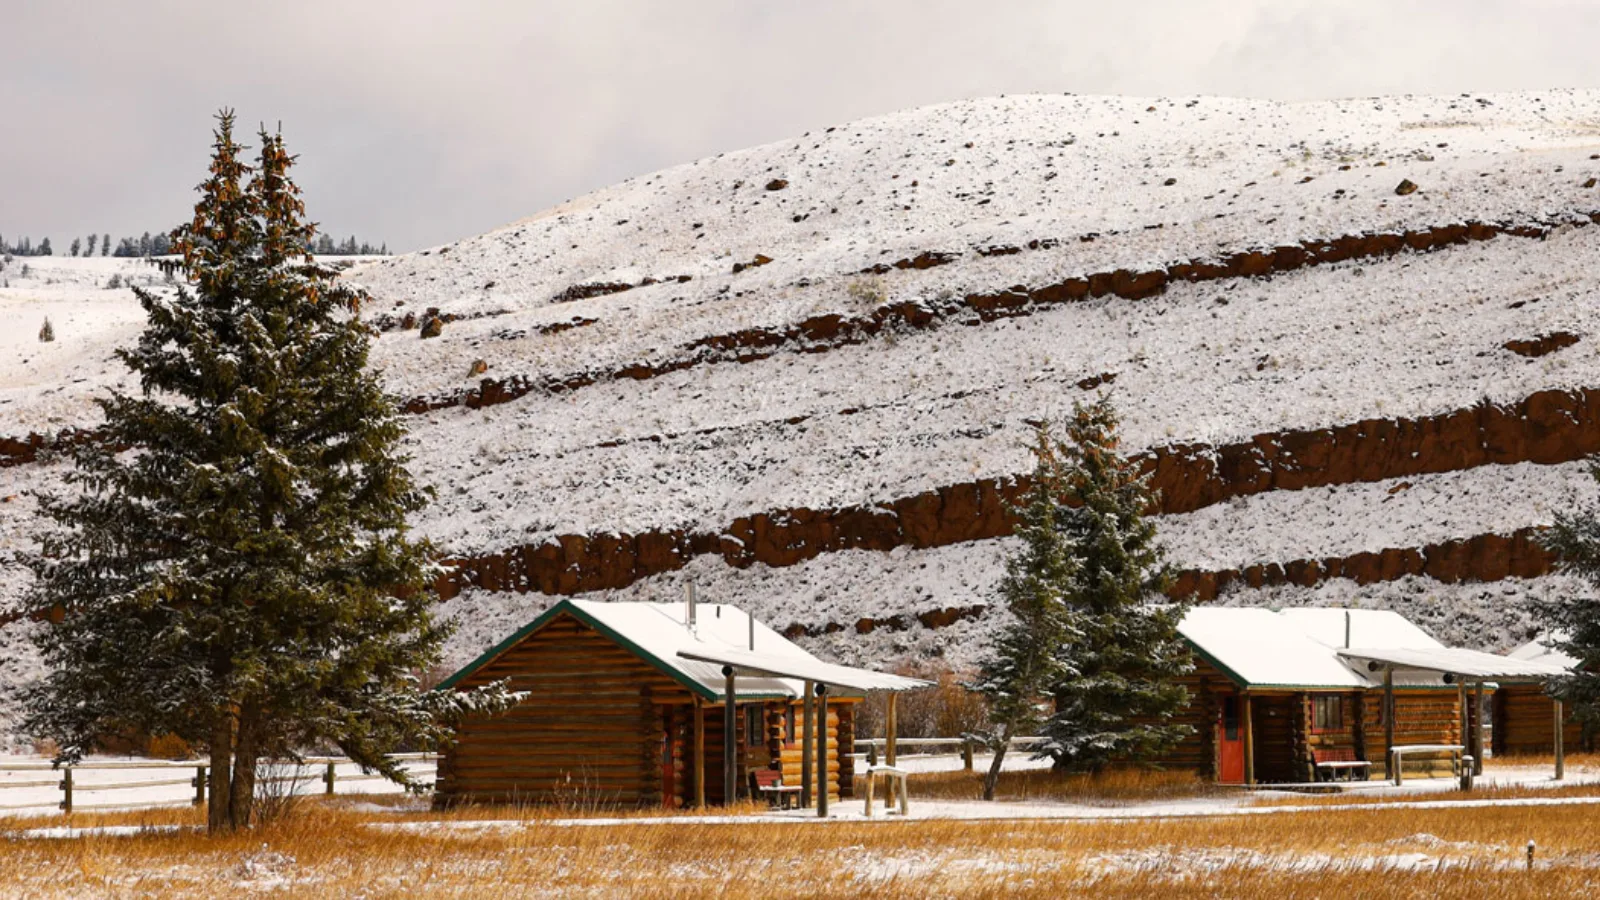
top-left (2, 0), bottom-right (1597, 251)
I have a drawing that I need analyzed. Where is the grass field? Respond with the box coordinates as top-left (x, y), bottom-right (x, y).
top-left (6, 776), bottom-right (1600, 898)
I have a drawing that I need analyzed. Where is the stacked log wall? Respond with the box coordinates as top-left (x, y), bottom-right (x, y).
top-left (1142, 658), bottom-right (1228, 778)
top-left (1363, 689), bottom-right (1463, 778)
top-left (439, 614), bottom-right (695, 806)
top-left (1494, 686), bottom-right (1590, 755)
top-left (776, 704), bottom-right (844, 799)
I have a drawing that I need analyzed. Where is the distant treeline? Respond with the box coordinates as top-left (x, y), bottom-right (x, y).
top-left (0, 231), bottom-right (390, 258)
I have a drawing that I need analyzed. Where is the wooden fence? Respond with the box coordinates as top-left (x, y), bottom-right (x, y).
top-left (854, 736), bottom-right (1045, 770)
top-left (0, 753), bottom-right (437, 815)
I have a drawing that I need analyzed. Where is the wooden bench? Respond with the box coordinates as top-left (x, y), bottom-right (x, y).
top-left (750, 768), bottom-right (801, 809)
top-left (1388, 744), bottom-right (1465, 786)
top-left (1312, 748), bottom-right (1372, 782)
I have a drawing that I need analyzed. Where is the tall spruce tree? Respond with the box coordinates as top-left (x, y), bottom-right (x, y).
top-left (24, 112), bottom-right (516, 833)
top-left (972, 425), bottom-right (1082, 800)
top-left (1038, 397), bottom-right (1192, 773)
top-left (1536, 460), bottom-right (1600, 736)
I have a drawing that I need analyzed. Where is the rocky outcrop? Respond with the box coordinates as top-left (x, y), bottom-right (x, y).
top-left (434, 386), bottom-right (1600, 599)
top-left (1504, 332), bottom-right (1580, 358)
top-left (1169, 528), bottom-right (1556, 601)
top-left (402, 209), bottom-right (1600, 416)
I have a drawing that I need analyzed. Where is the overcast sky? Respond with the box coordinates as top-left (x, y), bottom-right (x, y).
top-left (3, 1), bottom-right (1598, 252)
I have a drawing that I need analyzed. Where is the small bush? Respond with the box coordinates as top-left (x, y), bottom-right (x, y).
top-left (38, 318), bottom-right (54, 342)
top-left (105, 273), bottom-right (123, 289)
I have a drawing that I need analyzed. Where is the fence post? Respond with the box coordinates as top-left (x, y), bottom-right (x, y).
top-left (324, 761), bottom-right (337, 796)
top-left (59, 767), bottom-right (73, 815)
top-left (962, 739), bottom-right (974, 772)
top-left (193, 765), bottom-right (207, 807)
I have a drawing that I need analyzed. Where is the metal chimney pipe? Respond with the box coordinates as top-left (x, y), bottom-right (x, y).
top-left (748, 607), bottom-right (755, 651)
top-left (1344, 610), bottom-right (1352, 649)
top-left (686, 582), bottom-right (698, 633)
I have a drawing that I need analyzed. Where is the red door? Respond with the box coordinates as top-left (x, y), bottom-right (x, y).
top-left (1218, 694), bottom-right (1245, 784)
top-left (660, 709), bottom-right (676, 808)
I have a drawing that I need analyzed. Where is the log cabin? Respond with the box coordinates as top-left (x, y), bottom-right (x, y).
top-left (1167, 608), bottom-right (1565, 784)
top-left (1497, 636), bottom-right (1591, 756)
top-left (432, 597), bottom-right (926, 809)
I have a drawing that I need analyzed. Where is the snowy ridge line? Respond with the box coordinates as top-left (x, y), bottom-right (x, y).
top-left (433, 385), bottom-right (1600, 600)
top-left (395, 209), bottom-right (1600, 417)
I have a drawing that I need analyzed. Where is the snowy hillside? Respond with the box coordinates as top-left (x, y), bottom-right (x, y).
top-left (4, 91), bottom-right (1600, 745)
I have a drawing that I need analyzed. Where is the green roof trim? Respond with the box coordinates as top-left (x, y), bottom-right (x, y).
top-left (434, 598), bottom-right (773, 703)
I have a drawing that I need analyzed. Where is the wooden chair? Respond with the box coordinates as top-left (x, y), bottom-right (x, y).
top-left (750, 768), bottom-right (801, 809)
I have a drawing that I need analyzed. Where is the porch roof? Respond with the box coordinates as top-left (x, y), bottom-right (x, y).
top-left (1336, 646), bottom-right (1568, 683)
top-left (677, 646), bottom-right (932, 693)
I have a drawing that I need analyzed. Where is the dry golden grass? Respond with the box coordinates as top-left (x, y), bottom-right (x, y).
top-left (6, 791), bottom-right (1600, 898)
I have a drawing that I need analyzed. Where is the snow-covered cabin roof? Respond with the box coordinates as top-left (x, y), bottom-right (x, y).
top-left (438, 598), bottom-right (915, 701)
top-left (1179, 607), bottom-right (1373, 690)
top-left (1274, 608), bottom-right (1444, 652)
top-left (1176, 607), bottom-right (1541, 690)
top-left (1509, 634), bottom-right (1579, 671)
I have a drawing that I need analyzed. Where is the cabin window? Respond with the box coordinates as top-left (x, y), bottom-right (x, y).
top-left (746, 705), bottom-right (764, 745)
top-left (785, 706), bottom-right (797, 744)
top-left (1312, 696), bottom-right (1345, 732)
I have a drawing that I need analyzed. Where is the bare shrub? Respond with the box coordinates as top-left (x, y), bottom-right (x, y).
top-left (254, 759), bottom-right (316, 825)
top-left (37, 318), bottom-right (54, 342)
top-left (856, 659), bottom-right (988, 742)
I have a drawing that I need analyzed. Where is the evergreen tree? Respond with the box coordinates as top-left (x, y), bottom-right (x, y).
top-left (70, 238), bottom-right (81, 257)
top-left (971, 425), bottom-right (1082, 800)
top-left (24, 112), bottom-right (517, 833)
top-left (38, 237), bottom-right (51, 256)
top-left (1536, 460), bottom-right (1600, 737)
top-left (1037, 397), bottom-right (1193, 773)
top-left (101, 233), bottom-right (110, 256)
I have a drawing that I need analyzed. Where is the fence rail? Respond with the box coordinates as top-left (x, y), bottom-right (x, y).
top-left (0, 753), bottom-right (437, 815)
top-left (852, 736), bottom-right (1045, 770)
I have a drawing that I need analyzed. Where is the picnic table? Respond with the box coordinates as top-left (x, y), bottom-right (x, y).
top-left (1388, 744), bottom-right (1466, 786)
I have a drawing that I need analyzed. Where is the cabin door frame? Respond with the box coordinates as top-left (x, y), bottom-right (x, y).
top-left (660, 707), bottom-right (676, 808)
top-left (1217, 693), bottom-right (1246, 784)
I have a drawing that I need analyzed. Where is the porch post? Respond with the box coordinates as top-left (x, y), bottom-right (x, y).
top-left (723, 666), bottom-right (737, 804)
top-left (1383, 666), bottom-right (1395, 780)
top-left (693, 695), bottom-right (706, 808)
top-left (886, 692), bottom-right (899, 767)
top-left (815, 682), bottom-right (830, 817)
top-left (800, 679), bottom-right (814, 809)
top-left (1555, 698), bottom-right (1566, 781)
top-left (1242, 691), bottom-right (1255, 787)
top-left (1472, 681), bottom-right (1485, 777)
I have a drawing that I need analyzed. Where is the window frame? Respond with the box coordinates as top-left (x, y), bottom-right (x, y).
top-left (1311, 695), bottom-right (1345, 733)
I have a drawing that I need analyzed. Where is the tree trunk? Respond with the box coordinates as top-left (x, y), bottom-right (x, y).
top-left (207, 714), bottom-right (234, 832)
top-left (982, 729), bottom-right (1010, 801)
top-left (229, 702), bottom-right (260, 830)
